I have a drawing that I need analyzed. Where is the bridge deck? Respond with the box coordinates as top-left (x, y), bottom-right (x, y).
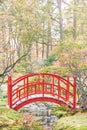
top-left (12, 94), bottom-right (73, 109)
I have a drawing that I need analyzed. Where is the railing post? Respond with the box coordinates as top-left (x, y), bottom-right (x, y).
top-left (42, 74), bottom-right (44, 97)
top-left (66, 76), bottom-right (70, 101)
top-left (8, 75), bottom-right (12, 108)
top-left (58, 77), bottom-right (61, 98)
top-left (27, 77), bottom-right (28, 98)
top-left (51, 76), bottom-right (54, 96)
top-left (38, 74), bottom-right (40, 93)
top-left (24, 78), bottom-right (28, 97)
top-left (73, 76), bottom-right (77, 109)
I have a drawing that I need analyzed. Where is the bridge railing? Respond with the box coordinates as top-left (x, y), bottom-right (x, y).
top-left (8, 73), bottom-right (76, 110)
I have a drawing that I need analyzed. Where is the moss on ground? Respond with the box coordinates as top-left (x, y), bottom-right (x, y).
top-left (0, 107), bottom-right (43, 130)
top-left (52, 112), bottom-right (87, 130)
top-left (0, 107), bottom-right (23, 130)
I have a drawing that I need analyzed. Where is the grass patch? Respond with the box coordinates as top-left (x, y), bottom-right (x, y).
top-left (0, 99), bottom-right (7, 106)
top-left (0, 107), bottom-right (44, 130)
top-left (0, 107), bottom-right (23, 130)
top-left (51, 106), bottom-right (75, 118)
top-left (53, 112), bottom-right (87, 130)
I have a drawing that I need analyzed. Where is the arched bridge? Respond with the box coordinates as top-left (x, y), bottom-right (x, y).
top-left (8, 73), bottom-right (76, 110)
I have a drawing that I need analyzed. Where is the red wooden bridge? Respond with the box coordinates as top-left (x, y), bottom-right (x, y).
top-left (8, 73), bottom-right (76, 110)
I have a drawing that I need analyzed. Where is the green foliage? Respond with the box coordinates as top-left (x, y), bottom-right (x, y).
top-left (0, 107), bottom-right (23, 130)
top-left (79, 64), bottom-right (87, 71)
top-left (40, 66), bottom-right (71, 76)
top-left (20, 122), bottom-right (43, 130)
top-left (52, 112), bottom-right (87, 130)
top-left (0, 99), bottom-right (7, 105)
top-left (41, 56), bottom-right (56, 66)
top-left (51, 106), bottom-right (67, 118)
top-left (30, 122), bottom-right (43, 130)
top-left (52, 110), bottom-right (67, 118)
top-left (51, 105), bottom-right (76, 119)
top-left (50, 37), bottom-right (87, 76)
top-left (15, 59), bottom-right (33, 73)
top-left (15, 63), bottom-right (26, 73)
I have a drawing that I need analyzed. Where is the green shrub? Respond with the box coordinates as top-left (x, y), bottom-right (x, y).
top-left (41, 56), bottom-right (56, 66)
top-left (40, 66), bottom-right (71, 76)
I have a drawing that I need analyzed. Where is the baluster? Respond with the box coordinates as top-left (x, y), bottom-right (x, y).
top-left (58, 77), bottom-right (61, 99)
top-left (73, 76), bottom-right (77, 109)
top-left (42, 74), bottom-right (44, 97)
top-left (38, 74), bottom-right (40, 93)
top-left (27, 77), bottom-right (28, 98)
top-left (66, 76), bottom-right (70, 101)
top-left (51, 76), bottom-right (54, 96)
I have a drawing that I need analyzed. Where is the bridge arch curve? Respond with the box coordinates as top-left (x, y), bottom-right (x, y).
top-left (8, 73), bottom-right (76, 110)
top-left (12, 97), bottom-right (67, 111)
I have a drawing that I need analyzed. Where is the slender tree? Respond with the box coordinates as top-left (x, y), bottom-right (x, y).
top-left (73, 0), bottom-right (77, 40)
top-left (57, 0), bottom-right (63, 39)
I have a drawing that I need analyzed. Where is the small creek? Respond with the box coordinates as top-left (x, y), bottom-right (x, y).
top-left (35, 110), bottom-right (58, 130)
top-left (21, 103), bottom-right (58, 130)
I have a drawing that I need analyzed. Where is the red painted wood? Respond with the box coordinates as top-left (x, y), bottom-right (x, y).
top-left (7, 73), bottom-right (77, 110)
top-left (66, 76), bottom-right (70, 101)
top-left (14, 97), bottom-right (67, 111)
top-left (73, 76), bottom-right (77, 109)
top-left (8, 75), bottom-right (12, 108)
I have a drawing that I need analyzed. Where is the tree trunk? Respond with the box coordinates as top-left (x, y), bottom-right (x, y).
top-left (42, 21), bottom-right (45, 59)
top-left (42, 43), bottom-right (45, 59)
top-left (46, 43), bottom-right (49, 59)
top-left (46, 20), bottom-right (51, 59)
top-left (36, 41), bottom-right (38, 59)
top-left (57, 0), bottom-right (63, 39)
top-left (73, 0), bottom-right (77, 40)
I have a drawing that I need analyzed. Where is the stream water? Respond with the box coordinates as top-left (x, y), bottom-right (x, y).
top-left (21, 102), bottom-right (58, 130)
top-left (36, 110), bottom-right (58, 130)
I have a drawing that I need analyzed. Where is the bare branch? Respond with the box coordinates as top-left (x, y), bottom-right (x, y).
top-left (0, 53), bottom-right (28, 78)
top-left (62, 0), bottom-right (70, 6)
